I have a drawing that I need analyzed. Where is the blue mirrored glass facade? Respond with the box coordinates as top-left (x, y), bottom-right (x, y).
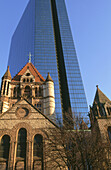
top-left (8, 0), bottom-right (89, 123)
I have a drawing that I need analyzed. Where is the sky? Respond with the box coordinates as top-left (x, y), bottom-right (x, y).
top-left (0, 0), bottom-right (111, 107)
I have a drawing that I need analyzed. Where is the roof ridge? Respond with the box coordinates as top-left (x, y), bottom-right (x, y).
top-left (94, 87), bottom-right (111, 104)
top-left (98, 88), bottom-right (111, 103)
top-left (30, 63), bottom-right (45, 81)
top-left (12, 63), bottom-right (26, 79)
top-left (12, 62), bottom-right (45, 82)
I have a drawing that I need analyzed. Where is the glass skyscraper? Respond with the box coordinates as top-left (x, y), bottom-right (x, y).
top-left (8, 0), bottom-right (88, 123)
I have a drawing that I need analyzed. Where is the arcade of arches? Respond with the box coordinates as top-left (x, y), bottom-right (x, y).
top-left (0, 126), bottom-right (44, 170)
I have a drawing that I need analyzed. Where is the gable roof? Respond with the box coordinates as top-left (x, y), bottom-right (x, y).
top-left (0, 97), bottom-right (58, 128)
top-left (12, 62), bottom-right (45, 82)
top-left (94, 86), bottom-right (111, 105)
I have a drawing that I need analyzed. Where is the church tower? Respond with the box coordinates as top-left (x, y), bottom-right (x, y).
top-left (90, 86), bottom-right (111, 143)
top-left (0, 61), bottom-right (56, 122)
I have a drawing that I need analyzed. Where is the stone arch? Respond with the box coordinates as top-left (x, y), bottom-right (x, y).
top-left (0, 130), bottom-right (13, 142)
top-left (13, 122), bottom-right (32, 142)
top-left (0, 135), bottom-right (10, 159)
top-left (32, 130), bottom-right (46, 142)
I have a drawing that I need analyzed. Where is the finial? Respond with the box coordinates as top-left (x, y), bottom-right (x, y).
top-left (96, 85), bottom-right (98, 89)
top-left (28, 52), bottom-right (32, 63)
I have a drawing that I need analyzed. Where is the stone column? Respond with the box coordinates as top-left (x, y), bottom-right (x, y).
top-left (8, 141), bottom-right (17, 170)
top-left (32, 86), bottom-right (35, 97)
top-left (30, 141), bottom-right (33, 170)
top-left (37, 86), bottom-right (39, 97)
top-left (11, 88), bottom-right (13, 98)
top-left (26, 140), bottom-right (32, 170)
top-left (21, 87), bottom-right (24, 97)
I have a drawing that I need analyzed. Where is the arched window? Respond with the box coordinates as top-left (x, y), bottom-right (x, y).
top-left (3, 81), bottom-right (6, 95)
top-left (107, 107), bottom-right (111, 116)
top-left (108, 127), bottom-right (111, 142)
top-left (13, 87), bottom-right (16, 97)
top-left (16, 128), bottom-right (27, 159)
top-left (35, 87), bottom-right (37, 97)
top-left (33, 134), bottom-right (43, 169)
top-left (23, 79), bottom-right (25, 82)
top-left (33, 134), bottom-right (43, 158)
top-left (26, 73), bottom-right (30, 76)
top-left (1, 81), bottom-right (3, 93)
top-left (17, 87), bottom-right (20, 97)
top-left (24, 86), bottom-right (31, 97)
top-left (39, 87), bottom-right (42, 97)
top-left (0, 135), bottom-right (10, 160)
top-left (37, 103), bottom-right (42, 111)
top-left (6, 82), bottom-right (10, 96)
top-left (30, 78), bottom-right (33, 82)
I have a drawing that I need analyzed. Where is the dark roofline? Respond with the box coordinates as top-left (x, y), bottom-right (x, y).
top-left (0, 97), bottom-right (59, 128)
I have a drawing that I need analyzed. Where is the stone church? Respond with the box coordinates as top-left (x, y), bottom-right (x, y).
top-left (0, 61), bottom-right (111, 169)
top-left (0, 61), bottom-right (58, 169)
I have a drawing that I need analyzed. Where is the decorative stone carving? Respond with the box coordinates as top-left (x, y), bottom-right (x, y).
top-left (16, 107), bottom-right (29, 118)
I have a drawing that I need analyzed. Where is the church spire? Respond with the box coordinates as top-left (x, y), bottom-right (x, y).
top-left (2, 66), bottom-right (11, 80)
top-left (45, 72), bottom-right (53, 82)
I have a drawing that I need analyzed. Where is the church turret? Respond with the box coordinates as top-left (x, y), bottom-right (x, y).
top-left (43, 73), bottom-right (55, 119)
top-left (90, 86), bottom-right (111, 125)
top-left (1, 66), bottom-right (12, 113)
top-left (1, 66), bottom-right (11, 97)
top-left (90, 86), bottom-right (111, 143)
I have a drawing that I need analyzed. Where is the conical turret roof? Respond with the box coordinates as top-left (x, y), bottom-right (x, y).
top-left (2, 66), bottom-right (11, 80)
top-left (45, 72), bottom-right (53, 82)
